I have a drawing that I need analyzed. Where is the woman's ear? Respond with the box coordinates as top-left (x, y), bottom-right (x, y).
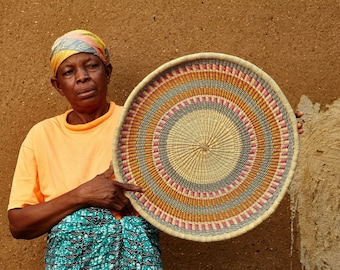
top-left (50, 77), bottom-right (64, 96)
top-left (105, 63), bottom-right (113, 84)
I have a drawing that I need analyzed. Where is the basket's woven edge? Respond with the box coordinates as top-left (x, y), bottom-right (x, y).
top-left (112, 52), bottom-right (300, 242)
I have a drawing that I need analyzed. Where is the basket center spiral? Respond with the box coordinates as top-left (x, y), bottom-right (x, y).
top-left (164, 109), bottom-right (242, 185)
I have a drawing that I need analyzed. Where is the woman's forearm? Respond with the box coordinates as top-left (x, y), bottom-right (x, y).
top-left (8, 189), bottom-right (84, 239)
top-left (8, 165), bottom-right (142, 239)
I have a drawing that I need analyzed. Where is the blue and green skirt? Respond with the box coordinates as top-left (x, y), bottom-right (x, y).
top-left (45, 207), bottom-right (162, 269)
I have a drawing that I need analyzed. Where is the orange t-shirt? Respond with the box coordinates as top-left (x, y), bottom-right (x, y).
top-left (8, 102), bottom-right (124, 212)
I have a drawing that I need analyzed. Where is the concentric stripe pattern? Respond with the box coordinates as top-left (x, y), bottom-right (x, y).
top-left (113, 53), bottom-right (298, 242)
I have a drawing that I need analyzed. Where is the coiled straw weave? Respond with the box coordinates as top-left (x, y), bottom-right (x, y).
top-left (112, 52), bottom-right (299, 242)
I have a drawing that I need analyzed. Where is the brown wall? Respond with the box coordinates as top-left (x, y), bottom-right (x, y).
top-left (1, 1), bottom-right (339, 269)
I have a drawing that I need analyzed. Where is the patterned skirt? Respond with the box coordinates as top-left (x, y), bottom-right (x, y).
top-left (45, 207), bottom-right (162, 269)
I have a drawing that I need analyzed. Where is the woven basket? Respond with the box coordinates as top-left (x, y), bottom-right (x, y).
top-left (112, 52), bottom-right (299, 242)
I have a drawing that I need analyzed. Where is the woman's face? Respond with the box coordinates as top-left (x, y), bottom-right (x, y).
top-left (51, 53), bottom-right (112, 113)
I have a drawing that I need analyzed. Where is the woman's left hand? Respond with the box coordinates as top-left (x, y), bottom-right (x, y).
top-left (296, 111), bottom-right (304, 134)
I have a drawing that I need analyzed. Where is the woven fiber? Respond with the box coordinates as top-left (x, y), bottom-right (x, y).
top-left (112, 53), bottom-right (299, 242)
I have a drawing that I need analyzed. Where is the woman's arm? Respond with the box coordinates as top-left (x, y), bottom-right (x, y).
top-left (8, 188), bottom-right (84, 239)
top-left (8, 165), bottom-right (142, 239)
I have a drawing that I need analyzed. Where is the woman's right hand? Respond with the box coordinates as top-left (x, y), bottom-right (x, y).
top-left (75, 164), bottom-right (143, 216)
top-left (8, 164), bottom-right (142, 239)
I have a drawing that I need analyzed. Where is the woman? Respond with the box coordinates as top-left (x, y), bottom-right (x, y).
top-left (8, 30), bottom-right (163, 269)
top-left (8, 29), bottom-right (304, 269)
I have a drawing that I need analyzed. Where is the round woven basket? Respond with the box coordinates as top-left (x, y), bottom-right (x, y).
top-left (112, 52), bottom-right (299, 242)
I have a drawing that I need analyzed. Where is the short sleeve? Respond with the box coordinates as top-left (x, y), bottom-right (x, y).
top-left (8, 133), bottom-right (44, 210)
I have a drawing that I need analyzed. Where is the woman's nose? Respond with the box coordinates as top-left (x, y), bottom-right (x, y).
top-left (76, 68), bottom-right (90, 83)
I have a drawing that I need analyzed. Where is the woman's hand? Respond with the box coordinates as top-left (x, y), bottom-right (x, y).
top-left (296, 111), bottom-right (304, 134)
top-left (8, 164), bottom-right (142, 239)
top-left (75, 164), bottom-right (143, 216)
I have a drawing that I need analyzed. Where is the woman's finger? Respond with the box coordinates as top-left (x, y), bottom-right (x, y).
top-left (296, 111), bottom-right (304, 118)
top-left (114, 181), bottom-right (144, 193)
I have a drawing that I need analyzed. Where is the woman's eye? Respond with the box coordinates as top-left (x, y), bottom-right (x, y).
top-left (62, 69), bottom-right (73, 76)
top-left (87, 63), bottom-right (99, 69)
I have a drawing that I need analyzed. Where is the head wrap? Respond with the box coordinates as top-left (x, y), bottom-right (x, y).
top-left (50, 29), bottom-right (110, 76)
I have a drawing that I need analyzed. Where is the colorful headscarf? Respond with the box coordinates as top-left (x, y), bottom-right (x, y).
top-left (50, 29), bottom-right (110, 76)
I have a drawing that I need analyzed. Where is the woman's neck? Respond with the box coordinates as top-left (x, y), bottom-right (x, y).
top-left (67, 102), bottom-right (110, 125)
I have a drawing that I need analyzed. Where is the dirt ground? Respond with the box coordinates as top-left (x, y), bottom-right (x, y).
top-left (0, 1), bottom-right (339, 269)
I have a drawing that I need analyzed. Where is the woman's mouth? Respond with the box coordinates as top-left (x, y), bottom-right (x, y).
top-left (78, 89), bottom-right (96, 98)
